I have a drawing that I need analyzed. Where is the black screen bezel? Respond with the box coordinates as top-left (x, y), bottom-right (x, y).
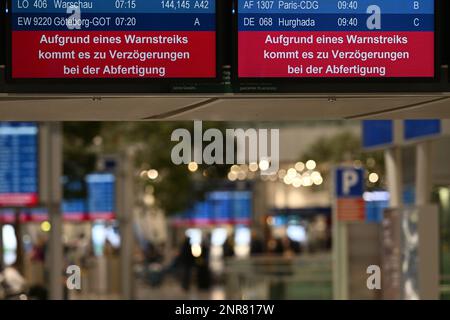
top-left (232, 0), bottom-right (444, 93)
top-left (5, 0), bottom-right (223, 93)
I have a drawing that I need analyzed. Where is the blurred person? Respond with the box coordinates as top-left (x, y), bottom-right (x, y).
top-left (31, 235), bottom-right (47, 263)
top-left (250, 230), bottom-right (264, 256)
top-left (222, 236), bottom-right (234, 258)
top-left (145, 242), bottom-right (163, 264)
top-left (30, 235), bottom-right (48, 287)
top-left (267, 235), bottom-right (282, 255)
top-left (157, 243), bottom-right (166, 263)
top-left (144, 242), bottom-right (165, 288)
top-left (267, 236), bottom-right (276, 253)
top-left (178, 236), bottom-right (195, 291)
top-left (288, 238), bottom-right (302, 255)
top-left (196, 234), bottom-right (211, 291)
top-left (273, 238), bottom-right (284, 256)
top-left (281, 236), bottom-right (298, 258)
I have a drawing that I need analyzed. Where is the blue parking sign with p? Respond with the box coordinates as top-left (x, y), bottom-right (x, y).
top-left (335, 167), bottom-right (364, 198)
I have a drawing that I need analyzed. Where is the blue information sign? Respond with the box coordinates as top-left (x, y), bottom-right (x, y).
top-left (232, 191), bottom-right (252, 224)
top-left (209, 191), bottom-right (233, 223)
top-left (208, 191), bottom-right (252, 224)
top-left (404, 119), bottom-right (441, 140)
top-left (335, 167), bottom-right (364, 198)
top-left (173, 191), bottom-right (253, 226)
top-left (362, 120), bottom-right (394, 149)
top-left (86, 173), bottom-right (115, 220)
top-left (0, 122), bottom-right (39, 207)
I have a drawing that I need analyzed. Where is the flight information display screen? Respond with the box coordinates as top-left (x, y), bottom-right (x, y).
top-left (10, 0), bottom-right (216, 79)
top-left (86, 173), bottom-right (115, 220)
top-left (237, 0), bottom-right (435, 78)
top-left (0, 122), bottom-right (39, 207)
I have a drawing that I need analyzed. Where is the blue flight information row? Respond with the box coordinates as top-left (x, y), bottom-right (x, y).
top-left (62, 199), bottom-right (86, 213)
top-left (12, 13), bottom-right (215, 30)
top-left (238, 0), bottom-right (434, 31)
top-left (12, 0), bottom-right (216, 30)
top-left (238, 0), bottom-right (433, 14)
top-left (12, 0), bottom-right (215, 13)
top-left (238, 14), bottom-right (433, 31)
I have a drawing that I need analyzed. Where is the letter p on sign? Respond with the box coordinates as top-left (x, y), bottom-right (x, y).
top-left (342, 170), bottom-right (359, 195)
top-left (335, 167), bottom-right (364, 198)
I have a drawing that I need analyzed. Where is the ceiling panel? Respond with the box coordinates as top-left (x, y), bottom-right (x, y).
top-left (1, 94), bottom-right (449, 121)
top-left (0, 96), bottom-right (213, 121)
top-left (166, 96), bottom-right (447, 121)
top-left (355, 97), bottom-right (450, 119)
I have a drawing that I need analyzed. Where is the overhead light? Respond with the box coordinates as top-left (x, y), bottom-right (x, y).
top-left (237, 171), bottom-right (247, 181)
top-left (313, 176), bottom-right (323, 186)
top-left (295, 162), bottom-right (305, 172)
top-left (306, 160), bottom-right (316, 170)
top-left (283, 175), bottom-right (293, 185)
top-left (40, 221), bottom-right (51, 232)
top-left (277, 169), bottom-right (287, 179)
top-left (249, 162), bottom-right (258, 172)
top-left (369, 172), bottom-right (379, 183)
top-left (147, 169), bottom-right (158, 180)
top-left (287, 168), bottom-right (297, 178)
top-left (303, 176), bottom-right (313, 187)
top-left (188, 162), bottom-right (198, 172)
top-left (230, 164), bottom-right (240, 173)
top-left (259, 159), bottom-right (270, 171)
top-left (228, 171), bottom-right (237, 181)
top-left (311, 171), bottom-right (321, 180)
top-left (293, 177), bottom-right (302, 188)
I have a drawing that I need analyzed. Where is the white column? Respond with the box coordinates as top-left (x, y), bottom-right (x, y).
top-left (332, 168), bottom-right (348, 300)
top-left (415, 141), bottom-right (438, 299)
top-left (384, 147), bottom-right (402, 208)
top-left (41, 122), bottom-right (63, 300)
top-left (415, 141), bottom-right (432, 206)
top-left (332, 221), bottom-right (348, 300)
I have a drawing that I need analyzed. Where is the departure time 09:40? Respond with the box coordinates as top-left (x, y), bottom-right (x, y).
top-left (337, 0), bottom-right (359, 10)
top-left (337, 17), bottom-right (358, 27)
